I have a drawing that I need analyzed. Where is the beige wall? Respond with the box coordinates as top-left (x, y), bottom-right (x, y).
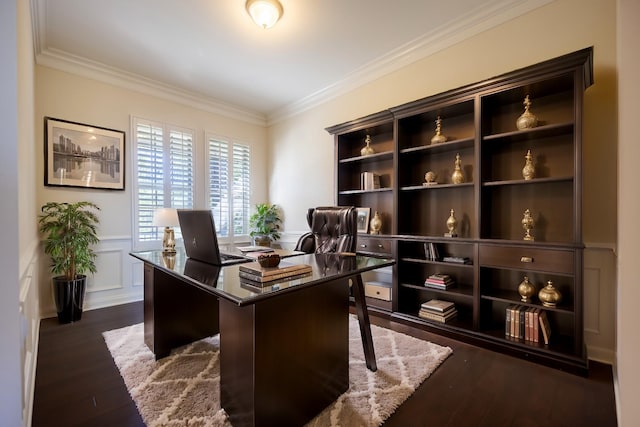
top-left (617, 0), bottom-right (639, 425)
top-left (35, 66), bottom-right (270, 313)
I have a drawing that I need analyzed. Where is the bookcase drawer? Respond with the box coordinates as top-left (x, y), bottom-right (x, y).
top-left (364, 281), bottom-right (392, 301)
top-left (358, 237), bottom-right (392, 256)
top-left (479, 245), bottom-right (574, 275)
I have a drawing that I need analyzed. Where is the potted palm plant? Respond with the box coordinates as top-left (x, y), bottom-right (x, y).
top-left (249, 203), bottom-right (282, 247)
top-left (38, 201), bottom-right (100, 323)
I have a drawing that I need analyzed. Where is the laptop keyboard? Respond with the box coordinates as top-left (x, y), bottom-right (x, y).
top-left (220, 253), bottom-right (248, 262)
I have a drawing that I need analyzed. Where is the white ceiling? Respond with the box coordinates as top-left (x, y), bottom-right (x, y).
top-left (32, 0), bottom-right (551, 121)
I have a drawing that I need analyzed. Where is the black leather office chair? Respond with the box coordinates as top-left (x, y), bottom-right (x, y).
top-left (294, 206), bottom-right (357, 254)
top-left (294, 206), bottom-right (377, 371)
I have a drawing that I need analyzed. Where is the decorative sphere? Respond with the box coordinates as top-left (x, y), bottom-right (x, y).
top-left (425, 171), bottom-right (436, 183)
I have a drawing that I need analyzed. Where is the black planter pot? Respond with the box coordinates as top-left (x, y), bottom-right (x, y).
top-left (53, 275), bottom-right (86, 324)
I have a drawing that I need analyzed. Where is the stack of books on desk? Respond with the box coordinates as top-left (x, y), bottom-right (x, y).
top-left (418, 299), bottom-right (457, 323)
top-left (424, 273), bottom-right (455, 290)
top-left (239, 261), bottom-right (312, 283)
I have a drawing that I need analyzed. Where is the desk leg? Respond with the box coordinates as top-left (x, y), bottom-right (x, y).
top-left (220, 279), bottom-right (349, 427)
top-left (352, 273), bottom-right (377, 372)
top-left (143, 265), bottom-right (219, 359)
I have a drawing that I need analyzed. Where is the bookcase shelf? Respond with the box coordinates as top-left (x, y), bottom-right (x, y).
top-left (327, 47), bottom-right (593, 375)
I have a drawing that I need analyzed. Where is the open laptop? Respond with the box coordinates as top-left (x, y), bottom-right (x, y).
top-left (177, 209), bottom-right (250, 266)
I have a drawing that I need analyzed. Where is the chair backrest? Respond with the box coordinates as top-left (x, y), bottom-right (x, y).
top-left (297, 206), bottom-right (356, 254)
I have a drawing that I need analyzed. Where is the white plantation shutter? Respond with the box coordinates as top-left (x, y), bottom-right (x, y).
top-left (133, 118), bottom-right (194, 245)
top-left (169, 130), bottom-right (194, 209)
top-left (207, 137), bottom-right (251, 238)
top-left (232, 144), bottom-right (251, 235)
top-left (135, 121), bottom-right (165, 242)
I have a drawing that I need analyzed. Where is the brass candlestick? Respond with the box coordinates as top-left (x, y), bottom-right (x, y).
top-left (522, 209), bottom-right (535, 241)
top-left (430, 116), bottom-right (447, 144)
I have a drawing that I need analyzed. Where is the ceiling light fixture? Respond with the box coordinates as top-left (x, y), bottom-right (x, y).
top-left (246, 0), bottom-right (283, 29)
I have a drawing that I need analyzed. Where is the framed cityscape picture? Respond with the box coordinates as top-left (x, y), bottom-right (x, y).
top-left (44, 117), bottom-right (125, 190)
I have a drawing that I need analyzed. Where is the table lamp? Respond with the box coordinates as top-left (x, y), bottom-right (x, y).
top-left (152, 208), bottom-right (179, 253)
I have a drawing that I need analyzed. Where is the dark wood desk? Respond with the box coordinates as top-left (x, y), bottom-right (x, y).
top-left (130, 249), bottom-right (394, 427)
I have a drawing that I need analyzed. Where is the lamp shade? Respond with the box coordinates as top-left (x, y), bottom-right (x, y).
top-left (246, 0), bottom-right (283, 29)
top-left (152, 208), bottom-right (179, 227)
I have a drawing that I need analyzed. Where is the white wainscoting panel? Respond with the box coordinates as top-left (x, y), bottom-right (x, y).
top-left (82, 236), bottom-right (143, 311)
top-left (89, 249), bottom-right (123, 292)
top-left (20, 242), bottom-right (41, 427)
top-left (583, 246), bottom-right (617, 364)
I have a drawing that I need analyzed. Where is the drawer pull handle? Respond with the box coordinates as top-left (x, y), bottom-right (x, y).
top-left (520, 256), bottom-right (534, 263)
top-left (377, 244), bottom-right (384, 249)
top-left (360, 244), bottom-right (367, 248)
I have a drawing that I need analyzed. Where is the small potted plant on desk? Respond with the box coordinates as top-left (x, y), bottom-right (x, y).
top-left (38, 201), bottom-right (100, 323)
top-left (249, 203), bottom-right (282, 247)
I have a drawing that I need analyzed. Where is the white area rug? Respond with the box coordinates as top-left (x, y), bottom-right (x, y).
top-left (103, 315), bottom-right (452, 427)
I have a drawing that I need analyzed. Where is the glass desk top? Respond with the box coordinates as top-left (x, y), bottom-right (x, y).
top-left (130, 248), bottom-right (395, 306)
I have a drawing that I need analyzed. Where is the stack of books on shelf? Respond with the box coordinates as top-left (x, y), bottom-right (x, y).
top-left (424, 273), bottom-right (455, 290)
top-left (423, 242), bottom-right (440, 261)
top-left (442, 256), bottom-right (472, 265)
top-left (360, 171), bottom-right (381, 190)
top-left (505, 305), bottom-right (551, 345)
top-left (418, 299), bottom-right (457, 323)
top-left (239, 261), bottom-right (312, 285)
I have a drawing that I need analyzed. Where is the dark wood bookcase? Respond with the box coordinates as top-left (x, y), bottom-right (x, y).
top-left (327, 47), bottom-right (593, 374)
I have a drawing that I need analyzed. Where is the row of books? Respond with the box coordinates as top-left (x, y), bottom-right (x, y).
top-left (505, 305), bottom-right (551, 345)
top-left (418, 299), bottom-right (457, 323)
top-left (424, 273), bottom-right (455, 290)
top-left (424, 242), bottom-right (440, 261)
top-left (423, 243), bottom-right (472, 264)
top-left (360, 171), bottom-right (381, 190)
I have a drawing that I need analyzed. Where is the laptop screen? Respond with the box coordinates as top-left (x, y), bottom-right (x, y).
top-left (176, 209), bottom-right (249, 265)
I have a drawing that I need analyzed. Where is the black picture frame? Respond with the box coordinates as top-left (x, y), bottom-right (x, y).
top-left (44, 117), bottom-right (125, 190)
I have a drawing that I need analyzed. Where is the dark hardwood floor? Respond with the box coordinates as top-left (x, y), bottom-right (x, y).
top-left (32, 301), bottom-right (617, 427)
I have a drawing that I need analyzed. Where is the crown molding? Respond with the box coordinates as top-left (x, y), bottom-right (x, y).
top-left (35, 48), bottom-right (267, 126)
top-left (267, 0), bottom-right (554, 125)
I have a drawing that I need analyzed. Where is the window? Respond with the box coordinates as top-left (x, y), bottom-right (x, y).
top-left (132, 118), bottom-right (194, 248)
top-left (207, 135), bottom-right (251, 238)
top-left (132, 117), bottom-right (253, 249)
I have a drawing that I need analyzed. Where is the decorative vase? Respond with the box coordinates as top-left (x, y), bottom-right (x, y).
top-left (451, 153), bottom-right (465, 184)
top-left (518, 276), bottom-right (536, 302)
top-left (538, 280), bottom-right (562, 307)
top-left (445, 209), bottom-right (458, 237)
top-left (360, 134), bottom-right (375, 156)
top-left (430, 116), bottom-right (447, 144)
top-left (516, 95), bottom-right (538, 130)
top-left (522, 149), bottom-right (535, 180)
top-left (370, 211), bottom-right (382, 235)
top-left (521, 209), bottom-right (535, 241)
